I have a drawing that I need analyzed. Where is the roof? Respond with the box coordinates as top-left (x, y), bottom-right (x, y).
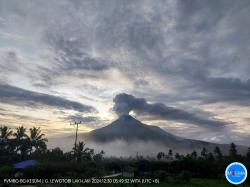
top-left (14, 160), bottom-right (38, 169)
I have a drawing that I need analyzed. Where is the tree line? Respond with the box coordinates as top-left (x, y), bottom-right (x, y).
top-left (0, 126), bottom-right (47, 162)
top-left (156, 143), bottom-right (250, 162)
top-left (1, 125), bottom-right (250, 183)
top-left (0, 125), bottom-right (104, 164)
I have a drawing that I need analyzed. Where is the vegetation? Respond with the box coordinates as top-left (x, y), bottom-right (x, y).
top-left (0, 126), bottom-right (47, 162)
top-left (0, 125), bottom-right (250, 186)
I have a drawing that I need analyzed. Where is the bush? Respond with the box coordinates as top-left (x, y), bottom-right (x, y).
top-left (176, 170), bottom-right (192, 182)
top-left (153, 170), bottom-right (169, 182)
top-left (0, 165), bottom-right (14, 178)
top-left (22, 161), bottom-right (101, 178)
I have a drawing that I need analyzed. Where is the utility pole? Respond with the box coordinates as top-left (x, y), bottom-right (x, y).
top-left (70, 121), bottom-right (82, 152)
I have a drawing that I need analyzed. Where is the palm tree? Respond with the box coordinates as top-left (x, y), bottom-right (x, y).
top-left (14, 126), bottom-right (28, 140)
top-left (13, 126), bottom-right (29, 159)
top-left (0, 126), bottom-right (13, 157)
top-left (0, 126), bottom-right (13, 140)
top-left (73, 141), bottom-right (94, 163)
top-left (29, 127), bottom-right (47, 153)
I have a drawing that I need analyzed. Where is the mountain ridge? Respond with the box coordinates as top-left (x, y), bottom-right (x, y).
top-left (80, 114), bottom-right (246, 154)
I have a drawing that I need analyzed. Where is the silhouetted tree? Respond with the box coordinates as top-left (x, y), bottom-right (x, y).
top-left (246, 147), bottom-right (250, 162)
top-left (0, 126), bottom-right (12, 140)
top-left (73, 141), bottom-right (94, 163)
top-left (93, 150), bottom-right (105, 162)
top-left (175, 153), bottom-right (181, 160)
top-left (214, 146), bottom-right (222, 161)
top-left (48, 147), bottom-right (64, 161)
top-left (229, 143), bottom-right (238, 159)
top-left (207, 152), bottom-right (215, 162)
top-left (13, 126), bottom-right (29, 159)
top-left (168, 149), bottom-right (173, 158)
top-left (29, 127), bottom-right (47, 153)
top-left (157, 152), bottom-right (165, 161)
top-left (201, 148), bottom-right (207, 158)
top-left (191, 151), bottom-right (197, 159)
top-left (0, 126), bottom-right (13, 161)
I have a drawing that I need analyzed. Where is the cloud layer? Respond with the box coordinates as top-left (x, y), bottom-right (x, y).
top-left (0, 84), bottom-right (95, 113)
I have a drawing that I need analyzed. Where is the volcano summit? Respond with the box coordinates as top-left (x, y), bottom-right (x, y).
top-left (80, 115), bottom-right (242, 156)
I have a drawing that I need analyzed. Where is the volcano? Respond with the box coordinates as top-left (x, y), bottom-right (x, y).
top-left (81, 114), bottom-right (243, 154)
top-left (83, 114), bottom-right (182, 143)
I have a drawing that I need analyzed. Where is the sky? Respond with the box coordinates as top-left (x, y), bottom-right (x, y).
top-left (0, 0), bottom-right (250, 146)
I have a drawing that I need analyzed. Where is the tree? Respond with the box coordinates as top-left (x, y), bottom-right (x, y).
top-left (93, 150), bottom-right (105, 162)
top-left (167, 149), bottom-right (173, 161)
top-left (14, 126), bottom-right (28, 140)
top-left (0, 126), bottom-right (13, 149)
top-left (0, 126), bottom-right (12, 140)
top-left (168, 149), bottom-right (173, 157)
top-left (157, 152), bottom-right (165, 161)
top-left (214, 146), bottom-right (222, 161)
top-left (13, 126), bottom-right (29, 159)
top-left (29, 127), bottom-right (47, 153)
top-left (0, 126), bottom-right (13, 161)
top-left (191, 151), bottom-right (197, 159)
top-left (229, 143), bottom-right (238, 159)
top-left (48, 147), bottom-right (64, 161)
top-left (175, 153), bottom-right (181, 160)
top-left (201, 148), bottom-right (207, 158)
top-left (207, 152), bottom-right (215, 162)
top-left (246, 147), bottom-right (250, 162)
top-left (73, 141), bottom-right (94, 163)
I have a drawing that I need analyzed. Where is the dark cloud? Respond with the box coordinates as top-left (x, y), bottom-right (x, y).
top-left (175, 0), bottom-right (231, 32)
top-left (200, 77), bottom-right (250, 104)
top-left (44, 30), bottom-right (109, 72)
top-left (173, 76), bottom-right (250, 105)
top-left (158, 76), bottom-right (250, 107)
top-left (22, 0), bottom-right (250, 108)
top-left (63, 114), bottom-right (108, 128)
top-left (65, 114), bottom-right (99, 124)
top-left (113, 93), bottom-right (228, 129)
top-left (0, 84), bottom-right (96, 113)
top-left (0, 111), bottom-right (48, 122)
